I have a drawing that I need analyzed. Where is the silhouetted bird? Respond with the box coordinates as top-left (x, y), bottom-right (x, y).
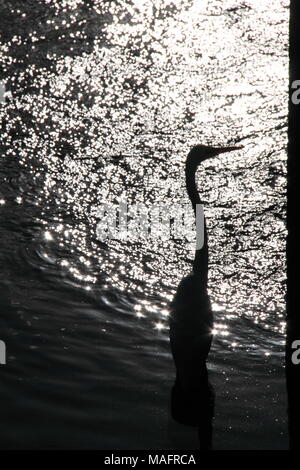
top-left (169, 144), bottom-right (243, 449)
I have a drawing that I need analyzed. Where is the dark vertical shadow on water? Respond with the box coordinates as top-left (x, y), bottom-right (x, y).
top-left (287, 0), bottom-right (300, 450)
top-left (169, 272), bottom-right (215, 450)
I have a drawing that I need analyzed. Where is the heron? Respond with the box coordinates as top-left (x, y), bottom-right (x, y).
top-left (169, 144), bottom-right (243, 449)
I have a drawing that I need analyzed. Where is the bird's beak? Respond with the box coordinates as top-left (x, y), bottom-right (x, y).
top-left (215, 145), bottom-right (244, 154)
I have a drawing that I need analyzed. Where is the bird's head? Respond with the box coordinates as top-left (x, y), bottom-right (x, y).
top-left (187, 144), bottom-right (243, 168)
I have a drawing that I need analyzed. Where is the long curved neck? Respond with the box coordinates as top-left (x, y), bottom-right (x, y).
top-left (185, 158), bottom-right (208, 281)
top-left (185, 160), bottom-right (202, 213)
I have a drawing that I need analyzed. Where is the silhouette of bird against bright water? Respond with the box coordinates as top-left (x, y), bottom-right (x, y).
top-left (169, 144), bottom-right (243, 450)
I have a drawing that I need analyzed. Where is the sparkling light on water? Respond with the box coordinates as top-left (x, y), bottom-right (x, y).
top-left (0, 0), bottom-right (287, 353)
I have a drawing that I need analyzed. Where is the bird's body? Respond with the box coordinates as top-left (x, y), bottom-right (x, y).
top-left (169, 144), bottom-right (242, 446)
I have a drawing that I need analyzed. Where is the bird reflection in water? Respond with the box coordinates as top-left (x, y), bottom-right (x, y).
top-left (169, 144), bottom-right (243, 450)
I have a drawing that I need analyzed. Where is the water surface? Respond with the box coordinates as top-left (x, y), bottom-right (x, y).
top-left (0, 0), bottom-right (288, 449)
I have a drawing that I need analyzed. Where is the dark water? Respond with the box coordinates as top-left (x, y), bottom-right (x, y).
top-left (0, 0), bottom-right (288, 449)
